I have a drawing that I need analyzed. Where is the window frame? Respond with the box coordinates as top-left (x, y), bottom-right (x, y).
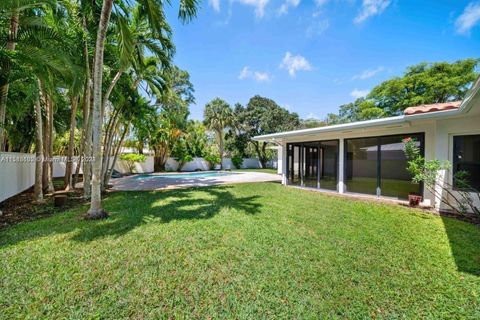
top-left (451, 133), bottom-right (480, 191)
top-left (343, 132), bottom-right (425, 199)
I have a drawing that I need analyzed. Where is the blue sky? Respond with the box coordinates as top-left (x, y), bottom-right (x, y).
top-left (165, 0), bottom-right (480, 120)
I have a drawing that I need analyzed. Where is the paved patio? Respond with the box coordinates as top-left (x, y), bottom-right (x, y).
top-left (110, 171), bottom-right (282, 191)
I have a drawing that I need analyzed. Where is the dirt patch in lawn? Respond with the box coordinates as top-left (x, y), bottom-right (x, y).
top-left (0, 186), bottom-right (88, 229)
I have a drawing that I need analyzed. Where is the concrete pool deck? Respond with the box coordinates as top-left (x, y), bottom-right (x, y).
top-left (110, 171), bottom-right (282, 191)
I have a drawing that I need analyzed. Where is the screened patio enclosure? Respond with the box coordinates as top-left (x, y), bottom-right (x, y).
top-left (286, 134), bottom-right (423, 200)
top-left (287, 140), bottom-right (339, 191)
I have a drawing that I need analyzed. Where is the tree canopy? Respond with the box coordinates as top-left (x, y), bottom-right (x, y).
top-left (326, 59), bottom-right (479, 124)
top-left (232, 95), bottom-right (300, 167)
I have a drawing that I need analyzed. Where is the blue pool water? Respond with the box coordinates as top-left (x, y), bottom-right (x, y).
top-left (133, 172), bottom-right (237, 180)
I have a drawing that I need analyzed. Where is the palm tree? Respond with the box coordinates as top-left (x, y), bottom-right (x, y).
top-left (86, 0), bottom-right (199, 219)
top-left (0, 0), bottom-right (77, 200)
top-left (203, 98), bottom-right (233, 170)
top-left (0, 0), bottom-right (57, 151)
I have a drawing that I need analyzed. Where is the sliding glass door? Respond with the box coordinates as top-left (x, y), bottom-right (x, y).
top-left (287, 144), bottom-right (302, 186)
top-left (319, 141), bottom-right (339, 190)
top-left (303, 142), bottom-right (320, 188)
top-left (345, 137), bottom-right (378, 195)
top-left (345, 133), bottom-right (423, 199)
top-left (380, 135), bottom-right (422, 199)
top-left (286, 140), bottom-right (339, 190)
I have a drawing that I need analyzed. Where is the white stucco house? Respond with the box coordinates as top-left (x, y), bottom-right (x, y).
top-left (254, 77), bottom-right (480, 211)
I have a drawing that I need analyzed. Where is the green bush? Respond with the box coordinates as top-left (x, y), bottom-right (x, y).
top-left (120, 154), bottom-right (147, 173)
top-left (231, 155), bottom-right (243, 169)
top-left (204, 154), bottom-right (221, 170)
top-left (403, 138), bottom-right (479, 215)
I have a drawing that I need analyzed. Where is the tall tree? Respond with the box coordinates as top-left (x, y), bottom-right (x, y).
top-left (326, 59), bottom-right (480, 124)
top-left (203, 98), bottom-right (233, 170)
top-left (234, 95), bottom-right (300, 168)
top-left (86, 0), bottom-right (198, 219)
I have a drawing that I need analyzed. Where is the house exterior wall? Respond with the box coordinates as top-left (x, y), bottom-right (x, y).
top-left (435, 115), bottom-right (480, 211)
top-left (278, 114), bottom-right (480, 210)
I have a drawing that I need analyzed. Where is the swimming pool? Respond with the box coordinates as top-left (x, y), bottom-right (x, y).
top-left (133, 172), bottom-right (237, 180)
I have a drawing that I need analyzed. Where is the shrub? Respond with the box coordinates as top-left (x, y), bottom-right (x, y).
top-left (231, 155), bottom-right (243, 169)
top-left (403, 138), bottom-right (479, 215)
top-left (120, 154), bottom-right (147, 174)
top-left (205, 154), bottom-right (221, 170)
top-left (177, 154), bottom-right (194, 171)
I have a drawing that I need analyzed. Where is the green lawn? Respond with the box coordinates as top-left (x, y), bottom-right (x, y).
top-left (233, 168), bottom-right (278, 174)
top-left (1, 183), bottom-right (479, 319)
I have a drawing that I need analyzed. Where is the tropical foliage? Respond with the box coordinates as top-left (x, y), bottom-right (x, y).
top-left (326, 59), bottom-right (479, 124)
top-left (403, 137), bottom-right (479, 215)
top-left (0, 0), bottom-right (199, 216)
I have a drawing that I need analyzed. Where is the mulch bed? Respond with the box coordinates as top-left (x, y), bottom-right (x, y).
top-left (0, 186), bottom-right (87, 229)
top-left (438, 210), bottom-right (480, 226)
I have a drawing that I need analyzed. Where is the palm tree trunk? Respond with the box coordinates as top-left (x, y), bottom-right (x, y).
top-left (39, 81), bottom-right (54, 194)
top-left (0, 12), bottom-right (19, 152)
top-left (64, 95), bottom-right (78, 190)
top-left (219, 130), bottom-right (224, 170)
top-left (75, 16), bottom-right (92, 188)
top-left (101, 114), bottom-right (120, 186)
top-left (46, 94), bottom-right (54, 193)
top-left (102, 69), bottom-right (123, 117)
top-left (33, 82), bottom-right (44, 203)
top-left (83, 90), bottom-right (93, 199)
top-left (86, 0), bottom-right (114, 219)
top-left (104, 124), bottom-right (128, 186)
top-left (73, 82), bottom-right (89, 187)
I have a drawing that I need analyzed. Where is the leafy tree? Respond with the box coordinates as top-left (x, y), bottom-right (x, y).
top-left (326, 98), bottom-right (385, 124)
top-left (234, 95), bottom-right (300, 168)
top-left (203, 98), bottom-right (233, 169)
top-left (184, 120), bottom-right (208, 157)
top-left (300, 118), bottom-right (327, 129)
top-left (327, 59), bottom-right (479, 124)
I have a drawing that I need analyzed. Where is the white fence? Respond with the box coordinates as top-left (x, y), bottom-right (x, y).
top-left (0, 153), bottom-right (263, 203)
top-left (0, 152), bottom-right (36, 204)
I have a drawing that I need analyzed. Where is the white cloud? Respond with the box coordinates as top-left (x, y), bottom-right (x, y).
top-left (354, 0), bottom-right (391, 24)
top-left (455, 2), bottom-right (480, 34)
top-left (278, 0), bottom-right (300, 15)
top-left (254, 71), bottom-right (271, 82)
top-left (352, 66), bottom-right (384, 80)
top-left (209, 0), bottom-right (221, 12)
top-left (237, 0), bottom-right (269, 18)
top-left (350, 89), bottom-right (370, 99)
top-left (306, 112), bottom-right (320, 119)
top-left (238, 66), bottom-right (271, 82)
top-left (306, 19), bottom-right (329, 37)
top-left (279, 52), bottom-right (312, 77)
top-left (238, 66), bottom-right (251, 80)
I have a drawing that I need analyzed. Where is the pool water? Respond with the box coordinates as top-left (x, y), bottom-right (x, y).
top-left (133, 172), bottom-right (237, 180)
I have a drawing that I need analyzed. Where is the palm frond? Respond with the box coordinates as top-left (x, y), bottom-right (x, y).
top-left (117, 15), bottom-right (135, 69)
top-left (178, 0), bottom-right (199, 23)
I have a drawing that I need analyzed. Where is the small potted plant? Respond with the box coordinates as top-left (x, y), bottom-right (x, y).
top-left (408, 193), bottom-right (423, 207)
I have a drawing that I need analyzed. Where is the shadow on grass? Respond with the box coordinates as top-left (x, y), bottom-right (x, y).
top-left (0, 185), bottom-right (262, 246)
top-left (440, 216), bottom-right (480, 276)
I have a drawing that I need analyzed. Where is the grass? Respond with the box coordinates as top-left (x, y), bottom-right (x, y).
top-left (233, 168), bottom-right (278, 174)
top-left (1, 182), bottom-right (479, 319)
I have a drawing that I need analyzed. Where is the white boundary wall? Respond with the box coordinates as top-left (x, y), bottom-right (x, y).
top-left (1, 154), bottom-right (263, 202)
top-left (0, 152), bottom-right (36, 203)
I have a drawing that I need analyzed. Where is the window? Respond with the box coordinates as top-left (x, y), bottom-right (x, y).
top-left (345, 133), bottom-right (423, 199)
top-left (453, 135), bottom-right (480, 190)
top-left (286, 140), bottom-right (339, 190)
